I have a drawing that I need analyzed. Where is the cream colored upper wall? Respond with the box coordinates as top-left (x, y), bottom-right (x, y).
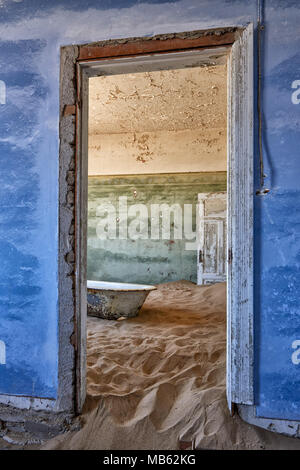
top-left (89, 128), bottom-right (226, 175)
top-left (88, 65), bottom-right (227, 175)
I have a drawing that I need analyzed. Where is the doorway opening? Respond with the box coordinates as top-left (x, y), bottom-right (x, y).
top-left (85, 60), bottom-right (227, 446)
top-left (58, 27), bottom-right (254, 438)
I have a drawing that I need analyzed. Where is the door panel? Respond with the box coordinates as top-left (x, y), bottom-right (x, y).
top-left (197, 192), bottom-right (227, 285)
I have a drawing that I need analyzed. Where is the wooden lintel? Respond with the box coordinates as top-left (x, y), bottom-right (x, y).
top-left (78, 29), bottom-right (237, 61)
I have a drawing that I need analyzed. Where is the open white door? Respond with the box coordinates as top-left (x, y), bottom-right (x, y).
top-left (197, 192), bottom-right (227, 285)
top-left (226, 24), bottom-right (254, 411)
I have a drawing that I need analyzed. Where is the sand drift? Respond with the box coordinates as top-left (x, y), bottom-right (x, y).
top-left (44, 281), bottom-right (300, 450)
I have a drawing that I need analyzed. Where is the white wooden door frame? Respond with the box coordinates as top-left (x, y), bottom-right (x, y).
top-left (73, 24), bottom-right (254, 413)
top-left (226, 23), bottom-right (254, 408)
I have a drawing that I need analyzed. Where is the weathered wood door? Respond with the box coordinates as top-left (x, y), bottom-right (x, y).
top-left (197, 192), bottom-right (227, 285)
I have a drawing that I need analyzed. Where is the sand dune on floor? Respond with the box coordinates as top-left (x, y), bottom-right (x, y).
top-left (44, 281), bottom-right (300, 450)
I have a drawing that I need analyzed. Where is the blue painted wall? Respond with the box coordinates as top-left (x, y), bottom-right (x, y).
top-left (0, 0), bottom-right (299, 418)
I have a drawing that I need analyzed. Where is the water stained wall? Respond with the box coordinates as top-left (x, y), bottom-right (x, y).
top-left (88, 65), bottom-right (227, 175)
top-left (87, 173), bottom-right (226, 285)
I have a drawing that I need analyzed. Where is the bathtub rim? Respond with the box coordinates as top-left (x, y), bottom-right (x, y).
top-left (87, 280), bottom-right (157, 292)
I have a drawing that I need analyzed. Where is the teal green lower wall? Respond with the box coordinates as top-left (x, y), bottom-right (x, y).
top-left (88, 172), bottom-right (226, 285)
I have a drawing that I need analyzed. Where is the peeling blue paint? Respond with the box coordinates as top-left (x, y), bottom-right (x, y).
top-left (0, 0), bottom-right (299, 419)
top-left (0, 37), bottom-right (57, 398)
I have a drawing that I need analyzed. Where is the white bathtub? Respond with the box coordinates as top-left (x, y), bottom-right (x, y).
top-left (87, 280), bottom-right (156, 320)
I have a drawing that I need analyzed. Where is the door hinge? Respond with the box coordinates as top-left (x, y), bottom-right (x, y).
top-left (228, 248), bottom-right (233, 264)
top-left (198, 250), bottom-right (203, 263)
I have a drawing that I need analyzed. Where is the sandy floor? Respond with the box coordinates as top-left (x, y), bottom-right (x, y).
top-left (41, 281), bottom-right (300, 450)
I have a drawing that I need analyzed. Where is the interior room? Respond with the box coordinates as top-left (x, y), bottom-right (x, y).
top-left (2, 1), bottom-right (300, 453)
top-left (87, 66), bottom-right (227, 285)
top-left (79, 61), bottom-right (229, 448)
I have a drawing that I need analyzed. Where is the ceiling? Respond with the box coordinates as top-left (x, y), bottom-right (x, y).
top-left (88, 64), bottom-right (227, 135)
